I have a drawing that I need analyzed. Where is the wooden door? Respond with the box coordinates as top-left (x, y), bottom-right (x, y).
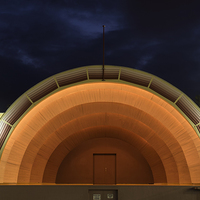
top-left (93, 154), bottom-right (116, 185)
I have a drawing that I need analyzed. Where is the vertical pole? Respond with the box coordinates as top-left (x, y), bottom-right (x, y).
top-left (102, 25), bottom-right (105, 81)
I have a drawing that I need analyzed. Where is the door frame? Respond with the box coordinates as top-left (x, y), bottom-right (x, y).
top-left (93, 153), bottom-right (117, 185)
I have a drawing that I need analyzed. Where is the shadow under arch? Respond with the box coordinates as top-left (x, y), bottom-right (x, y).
top-left (42, 126), bottom-right (167, 184)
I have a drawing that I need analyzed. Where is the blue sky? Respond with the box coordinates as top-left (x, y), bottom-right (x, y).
top-left (1, 0), bottom-right (200, 111)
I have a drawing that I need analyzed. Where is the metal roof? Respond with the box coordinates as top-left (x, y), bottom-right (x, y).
top-left (0, 65), bottom-right (199, 150)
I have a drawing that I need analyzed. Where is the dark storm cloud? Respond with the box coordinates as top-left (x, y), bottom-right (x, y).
top-left (1, 0), bottom-right (200, 111)
top-left (0, 54), bottom-right (48, 110)
top-left (118, 1), bottom-right (200, 100)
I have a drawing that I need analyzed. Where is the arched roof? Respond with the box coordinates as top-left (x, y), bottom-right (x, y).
top-left (0, 65), bottom-right (200, 184)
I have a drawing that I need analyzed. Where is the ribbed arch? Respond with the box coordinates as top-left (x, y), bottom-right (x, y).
top-left (41, 126), bottom-right (167, 183)
top-left (0, 82), bottom-right (200, 184)
top-left (16, 103), bottom-right (187, 184)
top-left (39, 113), bottom-right (181, 183)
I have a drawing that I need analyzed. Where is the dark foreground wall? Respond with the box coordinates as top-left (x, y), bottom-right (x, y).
top-left (0, 185), bottom-right (199, 200)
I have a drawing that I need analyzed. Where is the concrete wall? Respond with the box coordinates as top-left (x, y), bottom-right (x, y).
top-left (0, 185), bottom-right (199, 200)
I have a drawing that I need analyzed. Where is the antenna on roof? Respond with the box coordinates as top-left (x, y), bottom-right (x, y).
top-left (102, 25), bottom-right (105, 81)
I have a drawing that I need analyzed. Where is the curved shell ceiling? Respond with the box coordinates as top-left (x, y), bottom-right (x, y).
top-left (0, 65), bottom-right (200, 184)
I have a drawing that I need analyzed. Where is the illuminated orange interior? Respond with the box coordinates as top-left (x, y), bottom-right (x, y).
top-left (0, 82), bottom-right (200, 184)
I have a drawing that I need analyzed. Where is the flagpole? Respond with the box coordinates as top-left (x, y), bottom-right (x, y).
top-left (102, 25), bottom-right (105, 81)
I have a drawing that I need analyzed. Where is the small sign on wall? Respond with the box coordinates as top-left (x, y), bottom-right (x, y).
top-left (107, 194), bottom-right (114, 199)
top-left (93, 194), bottom-right (101, 200)
top-left (89, 189), bottom-right (117, 200)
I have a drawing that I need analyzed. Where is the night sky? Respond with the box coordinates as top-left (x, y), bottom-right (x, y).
top-left (1, 1), bottom-right (200, 112)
